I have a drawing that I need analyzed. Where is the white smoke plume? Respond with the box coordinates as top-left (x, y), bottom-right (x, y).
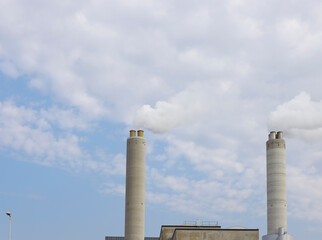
top-left (133, 101), bottom-right (184, 133)
top-left (133, 83), bottom-right (209, 133)
top-left (269, 92), bottom-right (322, 141)
top-left (134, 99), bottom-right (206, 133)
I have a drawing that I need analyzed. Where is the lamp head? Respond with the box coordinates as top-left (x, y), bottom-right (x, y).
top-left (6, 212), bottom-right (11, 216)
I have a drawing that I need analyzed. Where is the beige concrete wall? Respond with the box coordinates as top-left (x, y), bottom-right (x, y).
top-left (160, 227), bottom-right (177, 240)
top-left (172, 229), bottom-right (258, 240)
top-left (160, 226), bottom-right (222, 240)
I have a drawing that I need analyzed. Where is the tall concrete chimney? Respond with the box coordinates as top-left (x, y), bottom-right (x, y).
top-left (125, 130), bottom-right (146, 240)
top-left (263, 131), bottom-right (293, 240)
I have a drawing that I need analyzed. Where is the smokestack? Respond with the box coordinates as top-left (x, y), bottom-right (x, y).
top-left (125, 130), bottom-right (146, 240)
top-left (263, 131), bottom-right (293, 240)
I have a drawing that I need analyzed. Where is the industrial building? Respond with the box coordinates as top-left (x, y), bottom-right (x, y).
top-left (158, 225), bottom-right (258, 240)
top-left (105, 130), bottom-right (292, 240)
top-left (107, 225), bottom-right (258, 240)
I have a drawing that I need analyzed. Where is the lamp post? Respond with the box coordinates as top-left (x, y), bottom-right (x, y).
top-left (6, 212), bottom-right (11, 240)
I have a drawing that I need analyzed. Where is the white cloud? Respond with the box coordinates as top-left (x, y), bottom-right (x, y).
top-left (165, 136), bottom-right (243, 175)
top-left (40, 106), bottom-right (91, 130)
top-left (28, 78), bottom-right (48, 93)
top-left (0, 60), bottom-right (19, 78)
top-left (288, 166), bottom-right (322, 221)
top-left (277, 18), bottom-right (322, 57)
top-left (100, 182), bottom-right (125, 195)
top-left (90, 152), bottom-right (126, 176)
top-left (0, 0), bottom-right (267, 125)
top-left (146, 168), bottom-right (254, 218)
top-left (0, 100), bottom-right (128, 176)
top-left (0, 101), bottom-right (86, 168)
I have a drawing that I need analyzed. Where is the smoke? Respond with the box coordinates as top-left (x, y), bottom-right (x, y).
top-left (269, 92), bottom-right (322, 141)
top-left (133, 83), bottom-right (209, 133)
top-left (133, 101), bottom-right (184, 133)
top-left (133, 100), bottom-right (205, 133)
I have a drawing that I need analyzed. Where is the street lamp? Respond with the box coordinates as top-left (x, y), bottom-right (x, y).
top-left (6, 212), bottom-right (11, 240)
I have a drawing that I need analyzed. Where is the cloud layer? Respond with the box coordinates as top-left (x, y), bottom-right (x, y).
top-left (1, 0), bottom-right (322, 238)
top-left (0, 101), bottom-right (84, 168)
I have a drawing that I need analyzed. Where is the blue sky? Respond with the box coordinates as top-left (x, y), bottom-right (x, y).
top-left (1, 0), bottom-right (322, 240)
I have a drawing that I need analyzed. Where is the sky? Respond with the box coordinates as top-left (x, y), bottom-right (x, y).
top-left (1, 0), bottom-right (322, 240)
